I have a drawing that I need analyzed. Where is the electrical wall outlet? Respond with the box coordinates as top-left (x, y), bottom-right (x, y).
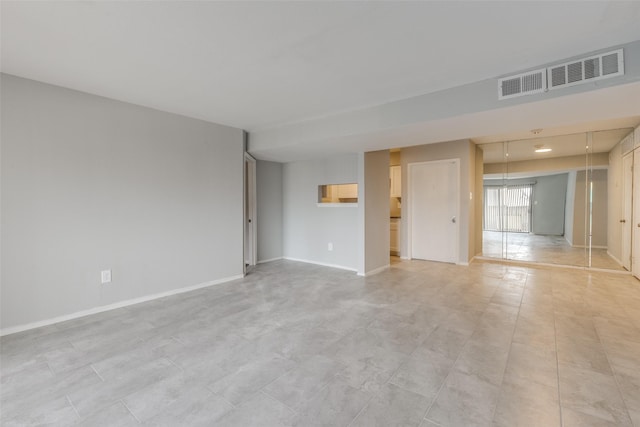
top-left (328, 242), bottom-right (333, 251)
top-left (101, 270), bottom-right (112, 284)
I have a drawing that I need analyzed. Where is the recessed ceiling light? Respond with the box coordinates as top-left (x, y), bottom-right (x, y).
top-left (534, 144), bottom-right (551, 153)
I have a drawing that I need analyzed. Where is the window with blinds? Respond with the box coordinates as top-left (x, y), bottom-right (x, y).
top-left (484, 185), bottom-right (533, 232)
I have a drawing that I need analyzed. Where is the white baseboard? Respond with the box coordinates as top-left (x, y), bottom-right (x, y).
top-left (357, 264), bottom-right (390, 277)
top-left (0, 274), bottom-right (244, 337)
top-left (606, 251), bottom-right (625, 267)
top-left (570, 244), bottom-right (607, 249)
top-left (457, 256), bottom-right (476, 266)
top-left (282, 257), bottom-right (358, 273)
top-left (257, 257), bottom-right (283, 264)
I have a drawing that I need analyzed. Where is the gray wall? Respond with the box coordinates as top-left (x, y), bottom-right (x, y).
top-left (363, 150), bottom-right (391, 274)
top-left (256, 160), bottom-right (283, 262)
top-left (460, 142), bottom-right (478, 261)
top-left (400, 139), bottom-right (473, 263)
top-left (1, 74), bottom-right (244, 331)
top-left (282, 154), bottom-right (359, 270)
top-left (474, 146), bottom-right (484, 257)
top-left (531, 174), bottom-right (568, 236)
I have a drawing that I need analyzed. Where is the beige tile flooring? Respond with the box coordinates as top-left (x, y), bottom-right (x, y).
top-left (483, 231), bottom-right (626, 271)
top-left (2, 258), bottom-right (640, 426)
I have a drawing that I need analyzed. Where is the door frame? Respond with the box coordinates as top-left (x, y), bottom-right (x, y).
top-left (407, 158), bottom-right (460, 263)
top-left (622, 152), bottom-right (633, 271)
top-left (633, 149), bottom-right (640, 279)
top-left (244, 152), bottom-right (257, 274)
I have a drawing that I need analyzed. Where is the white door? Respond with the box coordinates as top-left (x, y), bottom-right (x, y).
top-left (409, 159), bottom-right (459, 263)
top-left (633, 150), bottom-right (640, 279)
top-left (623, 153), bottom-right (633, 270)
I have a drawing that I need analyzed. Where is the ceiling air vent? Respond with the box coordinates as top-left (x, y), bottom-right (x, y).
top-left (548, 49), bottom-right (624, 90)
top-left (498, 68), bottom-right (546, 100)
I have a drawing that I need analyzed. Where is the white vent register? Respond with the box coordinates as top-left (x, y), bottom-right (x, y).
top-left (499, 69), bottom-right (547, 100)
top-left (548, 49), bottom-right (624, 90)
top-left (498, 49), bottom-right (624, 100)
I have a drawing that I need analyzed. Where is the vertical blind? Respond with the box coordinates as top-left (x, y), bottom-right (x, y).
top-left (484, 185), bottom-right (533, 232)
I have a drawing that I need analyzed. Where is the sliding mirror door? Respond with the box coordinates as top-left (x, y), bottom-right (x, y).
top-left (501, 134), bottom-right (587, 267)
top-left (481, 134), bottom-right (588, 267)
top-left (480, 127), bottom-right (635, 271)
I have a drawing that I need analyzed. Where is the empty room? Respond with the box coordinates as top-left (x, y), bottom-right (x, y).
top-left (2, 2), bottom-right (640, 426)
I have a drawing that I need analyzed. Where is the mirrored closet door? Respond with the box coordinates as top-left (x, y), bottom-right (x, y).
top-left (480, 127), bottom-right (635, 272)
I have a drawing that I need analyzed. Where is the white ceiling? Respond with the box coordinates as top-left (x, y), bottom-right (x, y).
top-left (2, 1), bottom-right (640, 133)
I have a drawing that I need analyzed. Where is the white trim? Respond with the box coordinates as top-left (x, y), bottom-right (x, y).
top-left (407, 158), bottom-right (460, 264)
top-left (0, 274), bottom-right (244, 337)
top-left (570, 244), bottom-right (607, 249)
top-left (457, 256), bottom-right (476, 266)
top-left (607, 251), bottom-right (625, 268)
top-left (357, 264), bottom-right (391, 277)
top-left (316, 203), bottom-right (358, 208)
top-left (257, 257), bottom-right (283, 264)
top-left (282, 257), bottom-right (358, 272)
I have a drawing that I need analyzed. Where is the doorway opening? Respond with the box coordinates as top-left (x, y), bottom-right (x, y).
top-left (244, 152), bottom-right (257, 275)
top-left (389, 150), bottom-right (401, 258)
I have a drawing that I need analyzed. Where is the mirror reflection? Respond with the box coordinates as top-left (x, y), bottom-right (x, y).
top-left (480, 127), bottom-right (634, 271)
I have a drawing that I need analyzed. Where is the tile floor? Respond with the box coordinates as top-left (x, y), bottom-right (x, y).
top-left (1, 258), bottom-right (640, 426)
top-left (483, 231), bottom-right (625, 271)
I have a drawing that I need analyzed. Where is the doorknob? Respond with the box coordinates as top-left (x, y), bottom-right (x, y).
top-left (620, 219), bottom-right (626, 223)
top-left (451, 216), bottom-right (456, 223)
